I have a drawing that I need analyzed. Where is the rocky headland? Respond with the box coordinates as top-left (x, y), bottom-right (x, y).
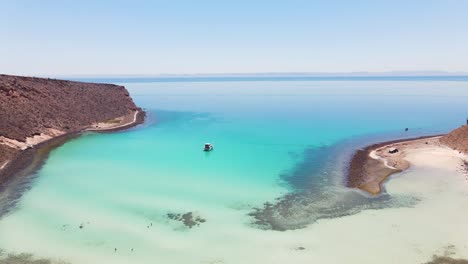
top-left (0, 74), bottom-right (145, 189)
top-left (348, 125), bottom-right (468, 195)
top-left (441, 125), bottom-right (468, 154)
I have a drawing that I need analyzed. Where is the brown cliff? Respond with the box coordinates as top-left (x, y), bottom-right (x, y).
top-left (440, 125), bottom-right (468, 154)
top-left (0, 74), bottom-right (141, 140)
top-left (0, 74), bottom-right (145, 185)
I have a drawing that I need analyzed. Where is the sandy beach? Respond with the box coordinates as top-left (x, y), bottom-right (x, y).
top-left (348, 135), bottom-right (467, 195)
top-left (86, 110), bottom-right (141, 132)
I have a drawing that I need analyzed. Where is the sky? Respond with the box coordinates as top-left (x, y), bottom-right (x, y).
top-left (1, 0), bottom-right (468, 76)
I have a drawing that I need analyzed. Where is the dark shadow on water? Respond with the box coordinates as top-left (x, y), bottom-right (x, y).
top-left (0, 134), bottom-right (82, 219)
top-left (0, 113), bottom-right (149, 220)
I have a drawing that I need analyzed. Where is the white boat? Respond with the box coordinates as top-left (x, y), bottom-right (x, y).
top-left (203, 143), bottom-right (214, 151)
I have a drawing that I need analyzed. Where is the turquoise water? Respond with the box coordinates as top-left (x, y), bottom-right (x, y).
top-left (0, 78), bottom-right (467, 263)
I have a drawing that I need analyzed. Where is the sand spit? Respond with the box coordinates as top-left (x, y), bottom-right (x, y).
top-left (347, 135), bottom-right (467, 195)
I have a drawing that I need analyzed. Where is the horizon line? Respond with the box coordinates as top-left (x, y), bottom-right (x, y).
top-left (4, 71), bottom-right (468, 80)
top-left (53, 70), bottom-right (468, 79)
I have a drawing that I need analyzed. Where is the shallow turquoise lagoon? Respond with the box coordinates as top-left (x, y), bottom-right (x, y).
top-left (0, 78), bottom-right (467, 263)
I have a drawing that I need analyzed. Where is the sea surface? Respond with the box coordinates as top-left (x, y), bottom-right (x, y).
top-left (0, 77), bottom-right (467, 263)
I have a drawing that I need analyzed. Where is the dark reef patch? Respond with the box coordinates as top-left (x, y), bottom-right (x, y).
top-left (249, 133), bottom-right (424, 231)
top-left (167, 212), bottom-right (206, 228)
top-left (424, 256), bottom-right (468, 264)
top-left (249, 188), bottom-right (419, 231)
top-left (0, 249), bottom-right (69, 264)
top-left (422, 245), bottom-right (468, 264)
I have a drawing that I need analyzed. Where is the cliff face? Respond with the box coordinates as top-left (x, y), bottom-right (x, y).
top-left (0, 74), bottom-right (144, 183)
top-left (441, 125), bottom-right (468, 154)
top-left (0, 74), bottom-right (140, 141)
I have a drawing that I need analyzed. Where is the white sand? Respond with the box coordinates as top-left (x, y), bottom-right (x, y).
top-left (0, 128), bottom-right (65, 150)
top-left (0, 110), bottom-right (138, 151)
top-left (0, 111), bottom-right (138, 174)
top-left (87, 110), bottom-right (139, 131)
top-left (369, 149), bottom-right (397, 169)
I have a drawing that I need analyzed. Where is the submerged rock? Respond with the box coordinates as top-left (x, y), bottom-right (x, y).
top-left (167, 211), bottom-right (206, 228)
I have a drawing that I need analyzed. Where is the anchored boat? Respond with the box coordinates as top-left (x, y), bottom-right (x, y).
top-left (203, 143), bottom-right (214, 151)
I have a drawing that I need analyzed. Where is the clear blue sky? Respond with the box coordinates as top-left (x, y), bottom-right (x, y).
top-left (1, 0), bottom-right (468, 76)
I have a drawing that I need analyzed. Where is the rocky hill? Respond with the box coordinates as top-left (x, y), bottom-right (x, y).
top-left (0, 74), bottom-right (140, 141)
top-left (441, 125), bottom-right (468, 154)
top-left (0, 74), bottom-right (144, 184)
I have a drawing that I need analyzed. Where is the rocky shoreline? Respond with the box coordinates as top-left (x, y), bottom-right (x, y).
top-left (347, 126), bottom-right (467, 195)
top-left (1, 110), bottom-right (145, 183)
top-left (0, 111), bottom-right (145, 217)
top-left (346, 135), bottom-right (441, 195)
top-left (0, 75), bottom-right (145, 215)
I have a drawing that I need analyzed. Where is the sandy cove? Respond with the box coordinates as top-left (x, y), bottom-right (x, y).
top-left (0, 110), bottom-right (145, 199)
top-left (348, 135), bottom-right (467, 195)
